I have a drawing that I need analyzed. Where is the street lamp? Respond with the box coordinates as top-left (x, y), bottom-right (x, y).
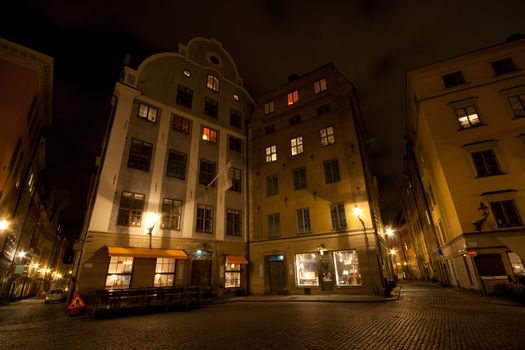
top-left (473, 201), bottom-right (490, 232)
top-left (0, 219), bottom-right (9, 231)
top-left (145, 213), bottom-right (160, 249)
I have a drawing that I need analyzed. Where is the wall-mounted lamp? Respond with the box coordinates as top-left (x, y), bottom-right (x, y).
top-left (317, 244), bottom-right (327, 256)
top-left (473, 202), bottom-right (490, 232)
top-left (0, 219), bottom-right (9, 231)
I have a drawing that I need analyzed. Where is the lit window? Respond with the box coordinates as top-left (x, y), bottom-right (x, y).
top-left (202, 127), bottom-right (217, 143)
top-left (491, 58), bottom-right (517, 75)
top-left (293, 167), bottom-right (307, 190)
top-left (166, 150), bottom-right (186, 180)
top-left (333, 250), bottom-right (361, 286)
top-left (105, 256), bottom-right (133, 289)
top-left (295, 253), bottom-right (318, 286)
top-left (330, 202), bottom-right (347, 229)
top-left (206, 75), bottom-right (220, 92)
top-left (226, 209), bottom-right (242, 236)
top-left (455, 105), bottom-right (481, 129)
top-left (320, 126), bottom-right (335, 146)
top-left (508, 94), bottom-right (525, 118)
top-left (199, 159), bottom-right (216, 186)
top-left (128, 139), bottom-right (153, 171)
top-left (161, 198), bottom-right (182, 230)
top-left (324, 158), bottom-right (341, 183)
top-left (196, 204), bottom-right (214, 233)
top-left (264, 101), bottom-right (275, 115)
top-left (287, 90), bottom-right (299, 105)
top-left (442, 71), bottom-right (466, 88)
top-left (265, 145), bottom-right (277, 163)
top-left (230, 167), bottom-right (242, 192)
top-left (296, 208), bottom-right (311, 233)
top-left (290, 137), bottom-right (303, 156)
top-left (173, 115), bottom-right (191, 134)
top-left (138, 103), bottom-right (158, 123)
top-left (471, 149), bottom-right (501, 177)
top-left (116, 191), bottom-right (145, 226)
top-left (154, 258), bottom-right (176, 287)
top-left (204, 97), bottom-right (219, 118)
top-left (225, 262), bottom-right (241, 288)
top-left (268, 213), bottom-right (280, 237)
top-left (183, 69), bottom-right (191, 77)
top-left (314, 78), bottom-right (327, 94)
top-left (490, 200), bottom-right (522, 228)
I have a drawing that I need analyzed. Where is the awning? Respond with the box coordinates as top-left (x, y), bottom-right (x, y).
top-left (496, 236), bottom-right (525, 259)
top-left (107, 246), bottom-right (189, 259)
top-left (226, 255), bottom-right (248, 264)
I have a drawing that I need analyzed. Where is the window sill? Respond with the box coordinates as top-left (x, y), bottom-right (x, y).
top-left (475, 172), bottom-right (507, 178)
top-left (458, 123), bottom-right (488, 131)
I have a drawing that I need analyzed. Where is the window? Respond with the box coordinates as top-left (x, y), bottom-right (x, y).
top-left (508, 93), bottom-right (525, 118)
top-left (176, 85), bottom-right (193, 108)
top-left (330, 202), bottom-right (347, 230)
top-left (287, 90), bottom-right (299, 105)
top-left (490, 200), bottom-right (522, 228)
top-left (161, 198), bottom-right (182, 230)
top-left (105, 256), bottom-right (133, 289)
top-left (289, 115), bottom-right (301, 125)
top-left (290, 137), bottom-right (303, 156)
top-left (196, 204), bottom-right (214, 233)
top-left (455, 105), bottom-right (481, 129)
top-left (471, 150), bottom-right (501, 177)
top-left (166, 150), bottom-right (186, 180)
top-left (293, 167), bottom-right (307, 190)
top-left (183, 69), bottom-right (191, 77)
top-left (264, 101), bottom-right (274, 114)
top-left (199, 159), bottom-right (216, 186)
top-left (442, 71), bottom-right (465, 88)
top-left (225, 262), bottom-right (241, 288)
top-left (324, 158), bottom-right (341, 183)
top-left (206, 75), bottom-right (220, 92)
top-left (202, 127), bottom-right (217, 143)
top-left (128, 139), bottom-right (153, 171)
top-left (117, 191), bottom-right (145, 226)
top-left (154, 258), bottom-right (176, 287)
top-left (491, 58), bottom-right (517, 75)
top-left (295, 253), bottom-right (318, 286)
top-left (226, 209), bottom-right (242, 236)
top-left (333, 250), bottom-right (361, 286)
top-left (173, 115), bottom-right (191, 134)
top-left (314, 78), bottom-right (327, 94)
top-left (265, 125), bottom-right (276, 134)
top-left (229, 136), bottom-right (242, 152)
top-left (230, 109), bottom-right (242, 129)
top-left (138, 103), bottom-right (158, 123)
top-left (266, 175), bottom-right (278, 196)
top-left (296, 208), bottom-right (311, 233)
top-left (265, 145), bottom-right (277, 163)
top-left (320, 126), bottom-right (335, 146)
top-left (317, 104), bottom-right (330, 115)
top-left (268, 213), bottom-right (280, 237)
top-left (231, 167), bottom-right (242, 192)
top-left (204, 97), bottom-right (219, 118)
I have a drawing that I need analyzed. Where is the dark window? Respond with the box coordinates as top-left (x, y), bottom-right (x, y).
top-left (166, 150), bottom-right (186, 180)
top-left (265, 125), bottom-right (276, 134)
top-left (204, 97), bottom-right (219, 118)
top-left (267, 175), bottom-right (279, 196)
top-left (173, 115), bottom-right (191, 134)
top-left (127, 139), bottom-right (153, 171)
top-left (268, 213), bottom-right (280, 237)
top-left (176, 85), bottom-right (193, 108)
top-left (508, 94), bottom-right (525, 118)
top-left (289, 115), bottom-right (301, 125)
top-left (226, 209), bottom-right (242, 236)
top-left (474, 254), bottom-right (506, 276)
top-left (9, 138), bottom-right (22, 174)
top-left (199, 159), bottom-right (216, 186)
top-left (330, 202), bottom-right (347, 230)
top-left (196, 204), bottom-right (214, 233)
top-left (161, 198), bottom-right (182, 230)
top-left (230, 109), bottom-right (242, 129)
top-left (117, 191), bottom-right (145, 226)
top-left (296, 208), bottom-right (311, 233)
top-left (317, 104), bottom-right (330, 115)
top-left (442, 71), bottom-right (465, 88)
top-left (490, 200), bottom-right (522, 228)
top-left (231, 167), bottom-right (242, 192)
top-left (455, 105), bottom-right (481, 129)
top-left (491, 58), bottom-right (517, 75)
top-left (471, 150), bottom-right (501, 177)
top-left (229, 136), bottom-right (242, 152)
top-left (138, 103), bottom-right (158, 123)
top-left (324, 158), bottom-right (341, 183)
top-left (293, 167), bottom-right (307, 190)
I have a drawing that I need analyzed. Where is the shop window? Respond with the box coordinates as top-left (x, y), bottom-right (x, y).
top-left (268, 213), bottom-right (280, 237)
top-left (296, 207), bottom-right (311, 233)
top-left (265, 145), bottom-right (277, 163)
top-left (226, 209), bottom-right (242, 236)
top-left (105, 256), bottom-right (133, 289)
top-left (474, 254), bottom-right (506, 276)
top-left (196, 204), bottom-right (214, 233)
top-left (293, 167), bottom-right (307, 190)
top-left (507, 93), bottom-right (525, 118)
top-left (138, 103), bottom-right (158, 123)
top-left (202, 127), bottom-right (217, 143)
top-left (116, 191), bottom-right (145, 226)
top-left (330, 202), bottom-right (347, 230)
top-left (442, 71), bottom-right (465, 88)
top-left (333, 250), bottom-right (361, 286)
top-left (491, 58), bottom-right (517, 75)
top-left (264, 101), bottom-right (274, 115)
top-left (471, 149), bottom-right (501, 177)
top-left (290, 136), bottom-right (303, 155)
top-left (127, 138), bottom-right (153, 171)
top-left (176, 85), bottom-right (193, 108)
top-left (154, 258), bottom-right (176, 287)
top-left (166, 150), bottom-right (186, 180)
top-left (287, 90), bottom-right (299, 105)
top-left (266, 175), bottom-right (279, 196)
top-left (204, 97), bottom-right (219, 118)
top-left (199, 159), bottom-right (216, 186)
top-left (206, 75), bottom-right (220, 92)
top-left (225, 263), bottom-right (241, 288)
top-left (489, 200), bottom-right (523, 227)
top-left (230, 109), bottom-right (242, 129)
top-left (173, 115), bottom-right (191, 134)
top-left (295, 253), bottom-right (319, 286)
top-left (314, 78), bottom-right (327, 94)
top-left (320, 126), bottom-right (335, 146)
top-left (161, 198), bottom-right (182, 230)
top-left (324, 158), bottom-right (340, 183)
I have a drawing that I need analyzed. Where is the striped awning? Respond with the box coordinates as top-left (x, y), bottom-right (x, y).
top-left (226, 255), bottom-right (248, 264)
top-left (107, 246), bottom-right (189, 259)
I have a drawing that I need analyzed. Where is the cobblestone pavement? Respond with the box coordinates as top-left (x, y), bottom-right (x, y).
top-left (1, 282), bottom-right (524, 350)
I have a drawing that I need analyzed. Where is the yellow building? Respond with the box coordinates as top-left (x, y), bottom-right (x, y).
top-left (405, 36), bottom-right (525, 294)
top-left (76, 37), bottom-right (254, 301)
top-left (248, 64), bottom-right (390, 296)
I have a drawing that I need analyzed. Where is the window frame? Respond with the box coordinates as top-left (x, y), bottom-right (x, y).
top-left (489, 200), bottom-right (523, 228)
top-left (491, 58), bottom-right (517, 75)
top-left (290, 136), bottom-right (304, 156)
top-left (330, 202), bottom-right (347, 230)
top-left (314, 78), bottom-right (327, 94)
top-left (507, 93), bottom-right (525, 118)
top-left (293, 166), bottom-right (307, 190)
top-left (206, 74), bottom-right (220, 92)
top-left (160, 198), bottom-right (183, 231)
top-left (296, 207), bottom-right (311, 234)
top-left (137, 103), bottom-right (158, 123)
top-left (264, 101), bottom-right (275, 115)
top-left (196, 203), bottom-right (215, 233)
top-left (268, 213), bottom-right (280, 237)
top-left (166, 150), bottom-right (187, 180)
top-left (229, 135), bottom-right (242, 152)
top-left (105, 256), bottom-right (134, 290)
top-left (230, 167), bottom-right (242, 192)
top-left (320, 126), bottom-right (335, 146)
top-left (127, 138), bottom-right (153, 171)
top-left (287, 90), bottom-right (299, 105)
top-left (226, 209), bottom-right (242, 236)
top-left (176, 84), bottom-right (193, 108)
top-left (204, 97), bottom-right (219, 118)
top-left (324, 158), bottom-right (341, 184)
top-left (199, 159), bottom-right (216, 187)
top-left (154, 258), bottom-right (176, 287)
top-left (202, 126), bottom-right (217, 143)
top-left (265, 145), bottom-right (277, 163)
top-left (173, 115), bottom-right (191, 134)
top-left (471, 149), bottom-right (502, 177)
top-left (266, 174), bottom-right (279, 196)
top-left (230, 109), bottom-right (242, 129)
top-left (455, 105), bottom-right (482, 129)
top-left (442, 71), bottom-right (466, 88)
top-left (116, 191), bottom-right (145, 227)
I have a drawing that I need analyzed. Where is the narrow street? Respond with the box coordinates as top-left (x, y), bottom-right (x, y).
top-left (0, 282), bottom-right (524, 349)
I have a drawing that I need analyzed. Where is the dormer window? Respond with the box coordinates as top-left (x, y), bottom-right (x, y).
top-left (207, 75), bottom-right (220, 92)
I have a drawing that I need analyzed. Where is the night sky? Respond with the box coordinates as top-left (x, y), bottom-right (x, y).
top-left (2, 1), bottom-right (525, 238)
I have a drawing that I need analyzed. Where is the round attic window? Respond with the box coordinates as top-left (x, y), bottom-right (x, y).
top-left (209, 55), bottom-right (220, 65)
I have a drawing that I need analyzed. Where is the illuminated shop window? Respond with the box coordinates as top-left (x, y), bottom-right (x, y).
top-left (314, 78), bottom-right (327, 94)
top-left (295, 253), bottom-right (319, 287)
top-left (138, 103), bottom-right (158, 123)
top-left (265, 145), bottom-right (277, 163)
top-left (290, 136), bottom-right (303, 155)
top-left (206, 75), bottom-right (220, 92)
top-left (287, 90), bottom-right (299, 105)
top-left (320, 126), bottom-right (335, 146)
top-left (333, 250), bottom-right (361, 286)
top-left (225, 263), bottom-right (241, 288)
top-left (264, 101), bottom-right (274, 115)
top-left (105, 256), bottom-right (133, 289)
top-left (154, 258), bottom-right (176, 287)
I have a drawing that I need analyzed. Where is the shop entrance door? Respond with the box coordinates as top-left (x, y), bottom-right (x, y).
top-left (191, 260), bottom-right (212, 286)
top-left (268, 256), bottom-right (286, 294)
top-left (320, 254), bottom-right (335, 291)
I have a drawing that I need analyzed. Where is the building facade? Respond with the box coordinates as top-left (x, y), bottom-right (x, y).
top-left (248, 64), bottom-right (390, 295)
top-left (76, 38), bottom-right (254, 301)
top-left (404, 36), bottom-right (525, 294)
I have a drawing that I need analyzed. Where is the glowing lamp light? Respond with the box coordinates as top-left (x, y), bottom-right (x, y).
top-left (145, 212), bottom-right (160, 233)
top-left (389, 248), bottom-right (397, 256)
top-left (202, 133), bottom-right (208, 141)
top-left (17, 251), bottom-right (26, 258)
top-left (352, 206), bottom-right (362, 218)
top-left (386, 227), bottom-right (394, 237)
top-left (0, 219), bottom-right (9, 231)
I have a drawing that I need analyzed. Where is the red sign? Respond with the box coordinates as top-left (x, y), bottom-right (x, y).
top-left (467, 249), bottom-right (478, 257)
top-left (67, 293), bottom-right (87, 316)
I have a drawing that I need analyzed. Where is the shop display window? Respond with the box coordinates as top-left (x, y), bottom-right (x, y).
top-left (333, 250), bottom-right (361, 286)
top-left (225, 263), bottom-right (241, 288)
top-left (154, 258), bottom-right (176, 287)
top-left (295, 253), bottom-right (319, 286)
top-left (105, 256), bottom-right (133, 289)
